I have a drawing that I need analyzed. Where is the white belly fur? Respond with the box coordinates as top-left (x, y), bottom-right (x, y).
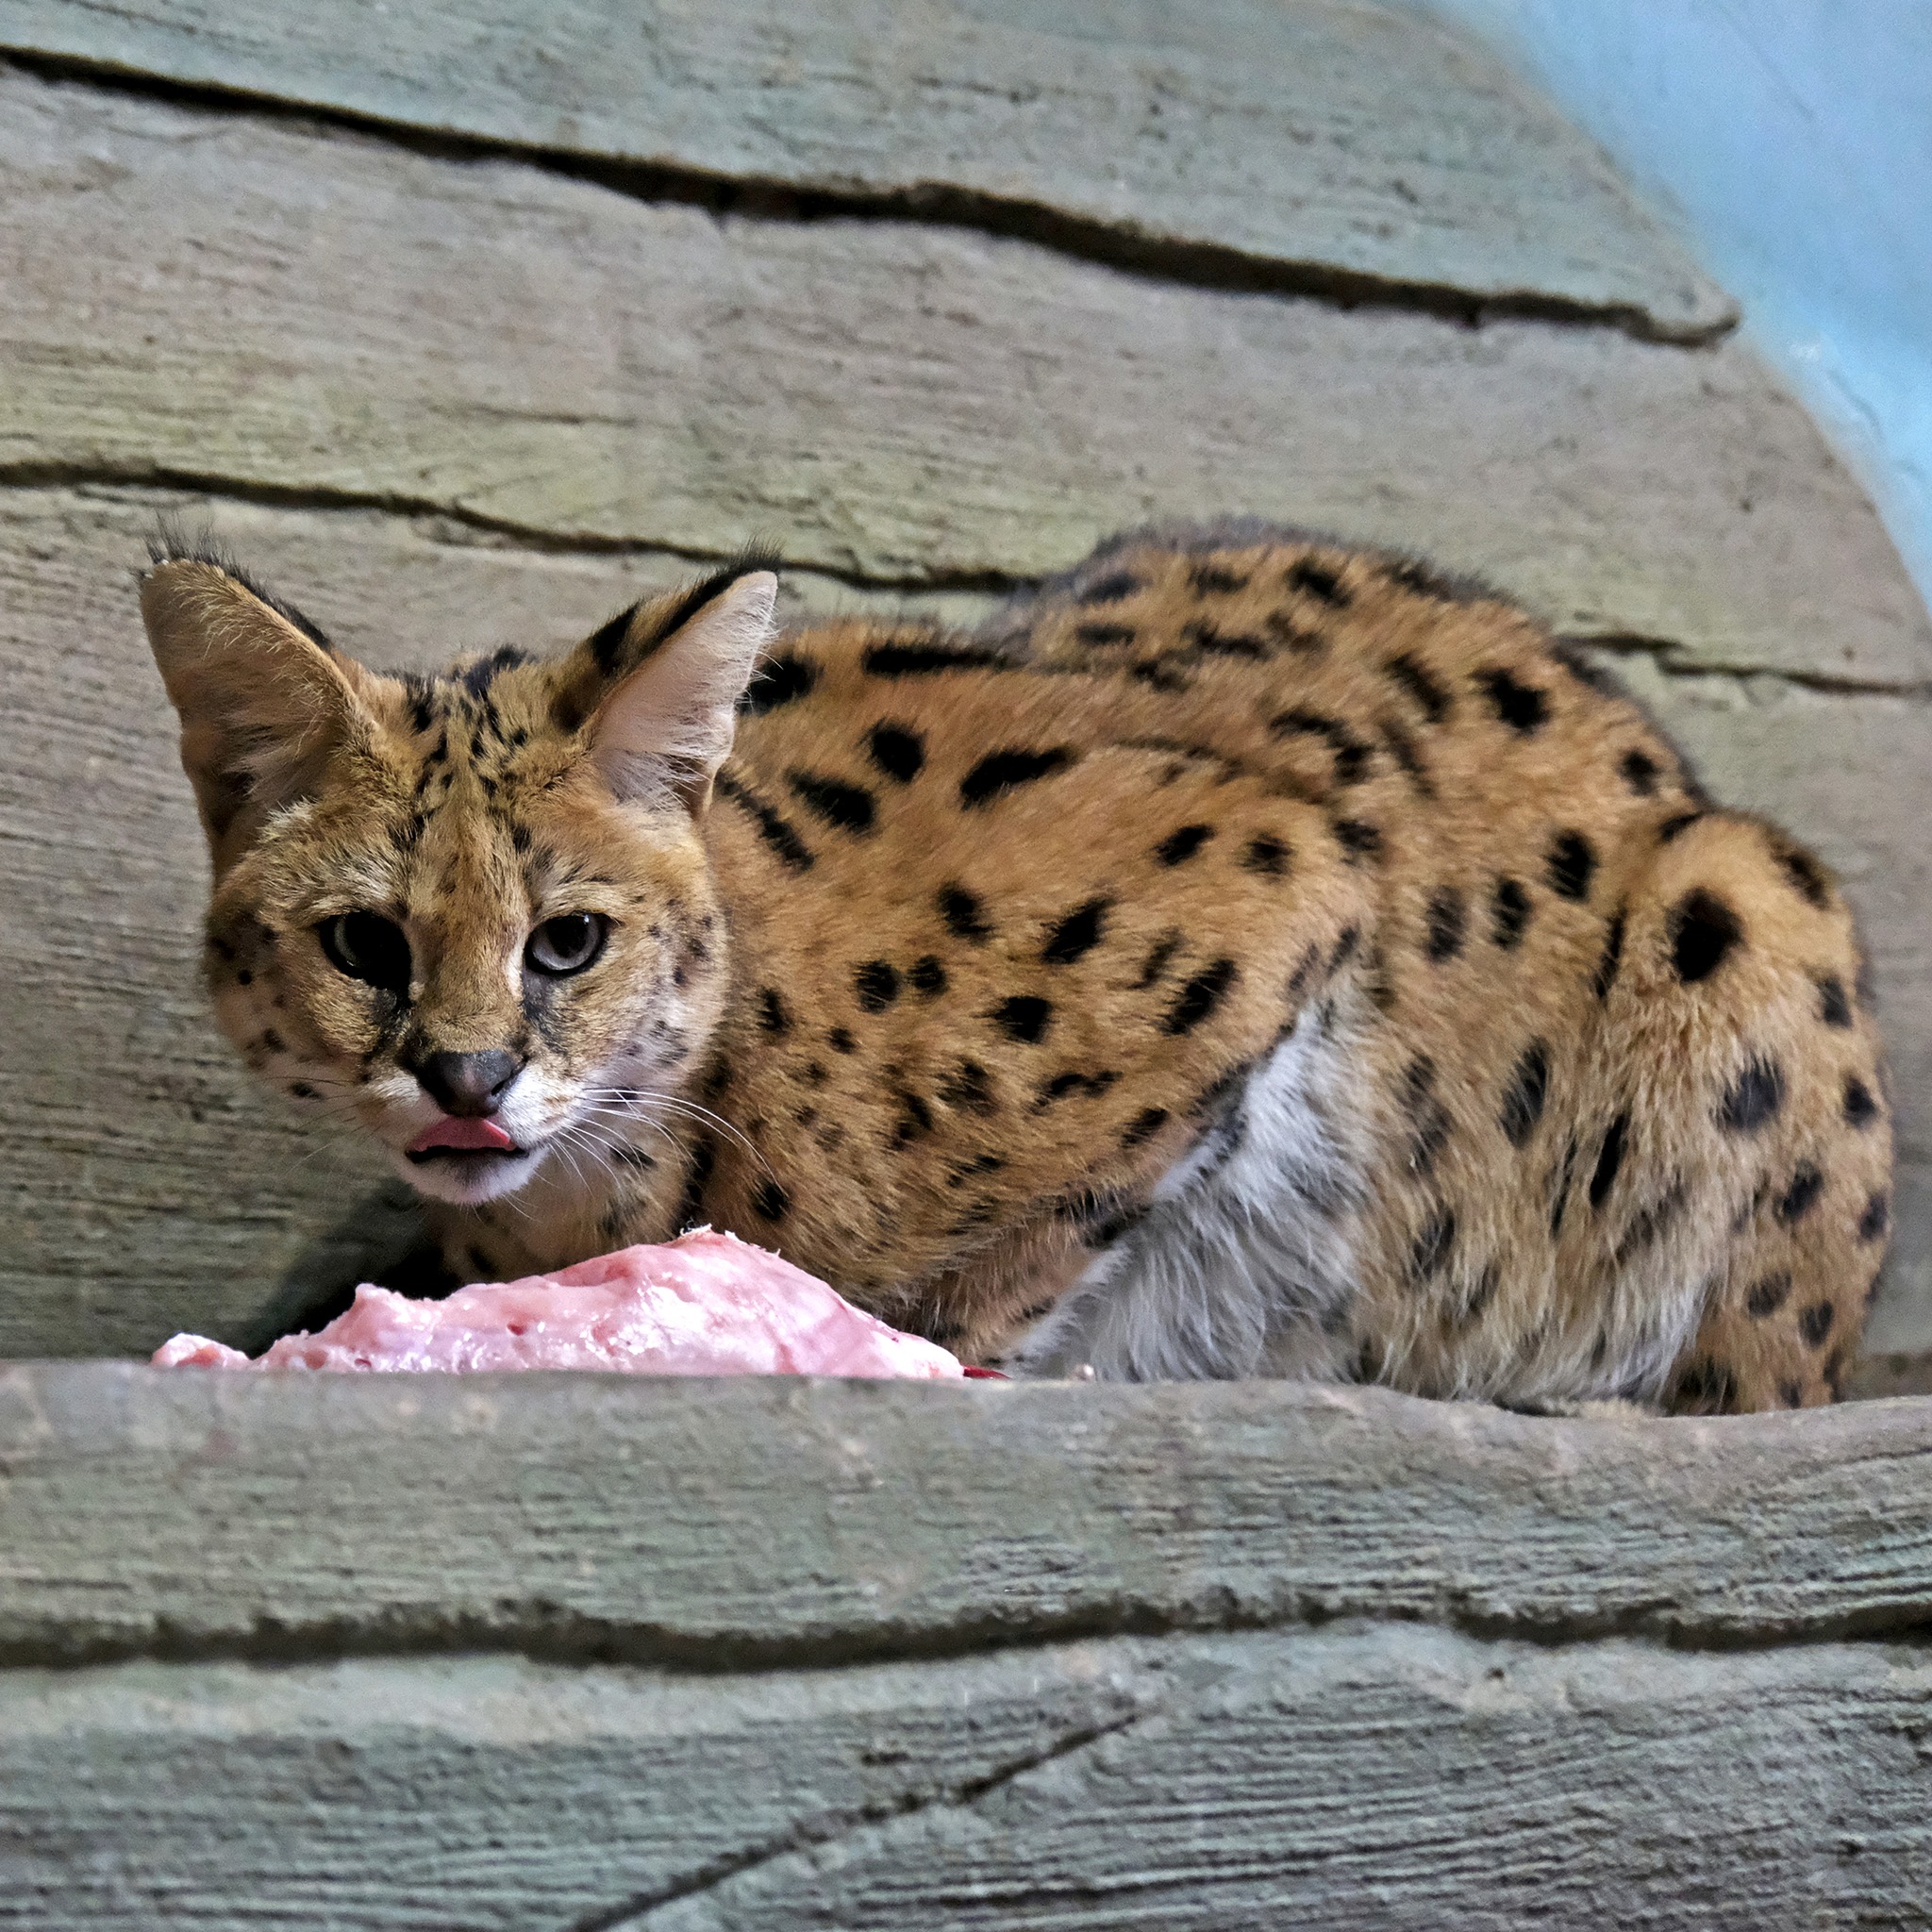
top-left (1002, 1005), bottom-right (1374, 1380)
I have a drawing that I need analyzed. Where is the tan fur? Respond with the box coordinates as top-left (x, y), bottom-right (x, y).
top-left (143, 526), bottom-right (1892, 1408)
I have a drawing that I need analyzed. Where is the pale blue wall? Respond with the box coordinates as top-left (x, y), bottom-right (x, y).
top-left (1408, 0), bottom-right (1932, 609)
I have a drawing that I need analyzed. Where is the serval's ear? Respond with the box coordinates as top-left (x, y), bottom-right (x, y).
top-left (141, 550), bottom-right (378, 872)
top-left (555, 558), bottom-right (779, 812)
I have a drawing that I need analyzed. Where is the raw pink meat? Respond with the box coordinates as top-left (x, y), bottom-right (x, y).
top-left (152, 1229), bottom-right (966, 1378)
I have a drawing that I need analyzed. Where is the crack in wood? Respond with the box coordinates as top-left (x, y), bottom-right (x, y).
top-left (0, 46), bottom-right (1738, 348)
top-left (568, 1707), bottom-right (1151, 1932)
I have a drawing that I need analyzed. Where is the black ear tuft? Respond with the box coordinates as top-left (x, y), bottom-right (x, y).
top-left (143, 519), bottom-right (336, 653)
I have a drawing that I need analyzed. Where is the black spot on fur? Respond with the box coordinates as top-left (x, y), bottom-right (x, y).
top-left (1478, 668), bottom-right (1549, 734)
top-left (1406, 1059), bottom-right (1454, 1176)
top-left (1746, 1272), bottom-right (1793, 1318)
top-left (1137, 931), bottom-right (1184, 988)
top-left (1270, 709), bottom-right (1372, 785)
top-left (1332, 818), bottom-right (1383, 864)
top-left (1775, 1162), bottom-right (1824, 1226)
top-left (1844, 1074), bottom-right (1879, 1128)
top-left (1546, 831), bottom-right (1597, 902)
top-left (1184, 621), bottom-right (1269, 659)
top-left (1041, 898), bottom-right (1110, 965)
top-left (1425, 887), bottom-right (1466, 962)
top-left (1078, 571), bottom-right (1141, 605)
top-left (714, 773), bottom-right (814, 872)
top-left (1719, 1057), bottom-right (1785, 1134)
top-left (1593, 908), bottom-right (1627, 1000)
top-left (1613, 1177), bottom-right (1689, 1266)
top-left (1409, 1208), bottom-right (1456, 1283)
top-left (753, 1177), bottom-right (791, 1223)
top-left (1669, 888), bottom-right (1741, 983)
top-left (1242, 835), bottom-right (1291, 877)
top-left (1672, 1359), bottom-right (1738, 1416)
top-left (758, 988), bottom-right (790, 1035)
top-left (992, 995), bottom-right (1053, 1044)
top-left (959, 746), bottom-right (1074, 808)
top-left (458, 643), bottom-right (532, 694)
top-left (1500, 1041), bottom-right (1550, 1148)
top-left (1264, 609), bottom-right (1325, 654)
top-left (1657, 811), bottom-right (1705, 844)
top-left (1037, 1068), bottom-right (1120, 1108)
top-left (789, 770), bottom-right (877, 834)
top-left (1286, 942), bottom-right (1322, 1002)
top-left (1330, 924), bottom-right (1361, 971)
top-left (675, 1137), bottom-right (716, 1233)
top-left (1817, 974), bottom-right (1853, 1027)
top-left (1130, 659), bottom-right (1191, 692)
top-left (586, 605), bottom-right (638, 675)
top-left (910, 955), bottom-right (948, 997)
top-left (1621, 747), bottom-right (1662, 795)
top-left (867, 723), bottom-right (925, 782)
top-left (1859, 1190), bottom-right (1890, 1243)
top-left (946, 1152), bottom-right (1007, 1189)
top-left (855, 960), bottom-right (901, 1012)
top-left (1287, 558), bottom-right (1348, 606)
top-left (1799, 1300), bottom-right (1836, 1349)
top-left (1122, 1107), bottom-right (1169, 1149)
top-left (1549, 1136), bottom-right (1579, 1238)
top-left (1590, 1111), bottom-right (1630, 1209)
top-left (891, 1088), bottom-right (936, 1146)
top-left (1190, 560), bottom-right (1249, 594)
top-left (939, 884), bottom-right (992, 942)
top-left (1491, 877), bottom-right (1531, 949)
top-left (1775, 841), bottom-right (1832, 909)
top-left (1163, 958), bottom-right (1238, 1035)
top-left (829, 1026), bottom-right (858, 1055)
top-left (939, 1059), bottom-right (997, 1113)
top-left (1377, 716), bottom-right (1434, 796)
top-left (863, 639), bottom-right (1003, 676)
top-left (1156, 824), bottom-right (1214, 866)
top-left (1384, 652), bottom-right (1451, 724)
top-left (741, 652), bottom-right (818, 714)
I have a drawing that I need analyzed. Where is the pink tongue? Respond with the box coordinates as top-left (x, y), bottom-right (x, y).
top-left (409, 1116), bottom-right (516, 1154)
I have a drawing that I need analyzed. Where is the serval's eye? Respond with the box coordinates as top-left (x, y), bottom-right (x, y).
top-left (318, 911), bottom-right (412, 994)
top-left (526, 912), bottom-right (608, 976)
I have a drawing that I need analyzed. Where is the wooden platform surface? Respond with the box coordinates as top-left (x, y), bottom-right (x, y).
top-left (3, 1367), bottom-right (1930, 1927)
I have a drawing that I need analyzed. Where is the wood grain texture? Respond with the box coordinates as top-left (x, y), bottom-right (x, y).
top-left (7, 1369), bottom-right (1932, 1664)
top-left (3, 1628), bottom-right (1926, 1929)
top-left (0, 0), bottom-right (1736, 341)
top-left (3, 489), bottom-right (1928, 1358)
top-left (0, 1643), bottom-right (1158, 1930)
top-left (0, 65), bottom-right (1919, 683)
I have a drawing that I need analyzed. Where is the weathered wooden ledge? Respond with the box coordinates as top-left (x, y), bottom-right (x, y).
top-left (6, 1365), bottom-right (1932, 1666)
top-left (8, 1368), bottom-right (1932, 1925)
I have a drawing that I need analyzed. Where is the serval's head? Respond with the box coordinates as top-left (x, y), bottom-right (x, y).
top-left (142, 542), bottom-right (776, 1205)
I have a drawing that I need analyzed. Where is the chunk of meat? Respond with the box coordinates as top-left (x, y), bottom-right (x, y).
top-left (152, 1229), bottom-right (966, 1377)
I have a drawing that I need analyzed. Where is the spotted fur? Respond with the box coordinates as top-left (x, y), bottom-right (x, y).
top-left (142, 524), bottom-right (1892, 1408)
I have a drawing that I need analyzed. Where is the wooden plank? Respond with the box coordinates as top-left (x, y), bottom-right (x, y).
top-left (0, 0), bottom-right (1737, 341)
top-left (7, 1370), bottom-right (1932, 1663)
top-left (0, 66), bottom-right (1920, 684)
top-left (1, 1629), bottom-right (1924, 1927)
top-left (0, 1642), bottom-right (1159, 1930)
top-left (621, 1627), bottom-right (1932, 1930)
